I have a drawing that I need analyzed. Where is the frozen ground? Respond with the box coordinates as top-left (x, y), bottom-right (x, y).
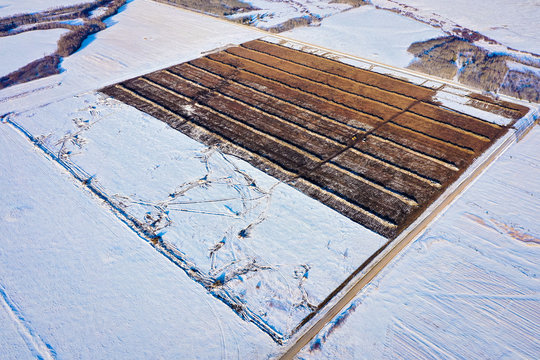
top-left (371, 0), bottom-right (540, 56)
top-left (0, 1), bottom-right (391, 338)
top-left (0, 123), bottom-right (277, 359)
top-left (283, 5), bottom-right (444, 67)
top-left (298, 125), bottom-right (540, 359)
top-left (0, 29), bottom-right (68, 78)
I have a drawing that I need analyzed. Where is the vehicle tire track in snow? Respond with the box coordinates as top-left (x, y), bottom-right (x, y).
top-left (0, 284), bottom-right (57, 360)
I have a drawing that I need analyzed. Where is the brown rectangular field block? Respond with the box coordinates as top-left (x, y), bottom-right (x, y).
top-left (101, 39), bottom-right (519, 239)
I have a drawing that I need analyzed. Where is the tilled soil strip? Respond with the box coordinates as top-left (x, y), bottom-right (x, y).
top-left (101, 40), bottom-right (509, 239)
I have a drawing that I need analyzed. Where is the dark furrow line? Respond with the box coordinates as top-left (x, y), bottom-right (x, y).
top-left (182, 61), bottom-right (461, 171)
top-left (467, 93), bottom-right (528, 115)
top-left (118, 83), bottom-right (312, 175)
top-left (373, 134), bottom-right (459, 170)
top-left (116, 82), bottom-right (402, 229)
top-left (169, 69), bottom-right (442, 187)
top-left (245, 44), bottom-right (502, 137)
top-left (225, 48), bottom-right (405, 111)
top-left (256, 39), bottom-right (433, 96)
top-left (240, 42), bottom-right (420, 102)
top-left (140, 76), bottom-right (326, 162)
top-left (180, 63), bottom-right (369, 131)
top-left (348, 148), bottom-right (441, 187)
top-left (203, 55), bottom-right (386, 122)
top-left (207, 55), bottom-right (481, 153)
top-left (163, 69), bottom-right (346, 147)
top-left (143, 76), bottom-right (418, 206)
top-left (387, 121), bottom-right (476, 154)
top-left (327, 161), bottom-right (420, 205)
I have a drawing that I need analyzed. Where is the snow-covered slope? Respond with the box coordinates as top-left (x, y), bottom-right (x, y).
top-left (298, 125), bottom-right (540, 359)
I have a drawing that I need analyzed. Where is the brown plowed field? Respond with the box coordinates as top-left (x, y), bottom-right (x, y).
top-left (101, 39), bottom-right (520, 238)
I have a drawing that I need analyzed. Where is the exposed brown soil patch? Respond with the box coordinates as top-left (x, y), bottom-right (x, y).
top-left (102, 39), bottom-right (519, 239)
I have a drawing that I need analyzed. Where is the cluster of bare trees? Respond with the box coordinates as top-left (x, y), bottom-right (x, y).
top-left (0, 0), bottom-right (126, 89)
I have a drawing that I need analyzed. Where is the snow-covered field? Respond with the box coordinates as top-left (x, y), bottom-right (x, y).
top-left (0, 123), bottom-right (277, 359)
top-left (0, 29), bottom-right (68, 78)
top-left (2, 88), bottom-right (386, 340)
top-left (1, 0), bottom-right (539, 358)
top-left (283, 5), bottom-right (444, 67)
top-left (298, 125), bottom-right (540, 359)
top-left (0, 0), bottom-right (388, 345)
top-left (371, 0), bottom-right (540, 56)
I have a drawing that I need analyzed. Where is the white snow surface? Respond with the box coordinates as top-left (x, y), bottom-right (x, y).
top-left (0, 123), bottom-right (277, 359)
top-left (0, 1), bottom-right (387, 337)
top-left (0, 28), bottom-right (68, 77)
top-left (298, 125), bottom-right (540, 359)
top-left (283, 5), bottom-right (444, 67)
top-left (371, 0), bottom-right (540, 55)
top-left (507, 60), bottom-right (540, 77)
top-left (0, 0), bottom-right (84, 18)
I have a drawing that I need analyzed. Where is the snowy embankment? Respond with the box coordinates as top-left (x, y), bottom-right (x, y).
top-left (283, 5), bottom-right (444, 68)
top-left (0, 123), bottom-right (276, 359)
top-left (298, 125), bottom-right (540, 359)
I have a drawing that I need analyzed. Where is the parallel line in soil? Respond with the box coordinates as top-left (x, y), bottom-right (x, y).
top-left (466, 94), bottom-right (527, 116)
top-left (181, 62), bottom-right (367, 132)
top-left (162, 70), bottom-right (346, 150)
top-left (387, 122), bottom-right (475, 154)
top-left (226, 48), bottom-right (406, 111)
top-left (200, 56), bottom-right (476, 155)
top-left (256, 39), bottom-right (432, 98)
top-left (298, 179), bottom-right (399, 229)
top-left (139, 77), bottom-right (323, 162)
top-left (114, 85), bottom-right (297, 181)
top-left (114, 84), bottom-right (399, 230)
top-left (245, 42), bottom-right (502, 133)
top-left (165, 69), bottom-right (441, 188)
top-left (113, 84), bottom-right (186, 124)
top-left (202, 55), bottom-right (384, 122)
top-left (412, 102), bottom-right (504, 130)
top-left (143, 76), bottom-right (419, 206)
top-left (241, 42), bottom-right (420, 102)
top-left (225, 50), bottom-right (490, 143)
top-left (184, 62), bottom-right (461, 172)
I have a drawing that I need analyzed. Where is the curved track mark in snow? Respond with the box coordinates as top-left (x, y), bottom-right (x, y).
top-left (0, 284), bottom-right (57, 360)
